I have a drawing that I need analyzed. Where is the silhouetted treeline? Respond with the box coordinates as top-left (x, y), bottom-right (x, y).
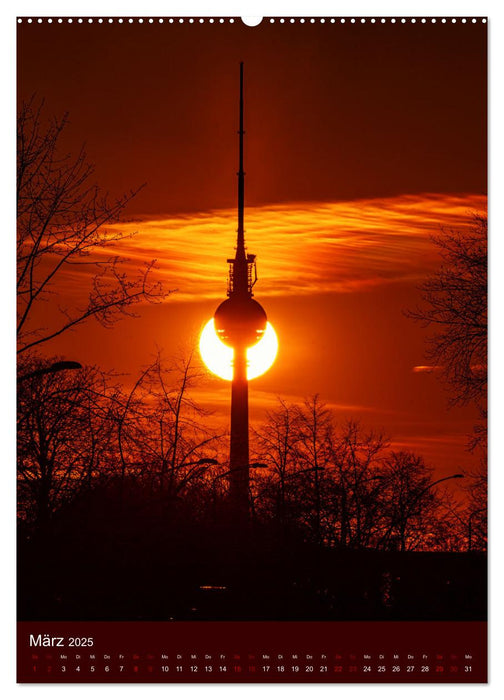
top-left (18, 355), bottom-right (486, 553)
top-left (17, 355), bottom-right (488, 622)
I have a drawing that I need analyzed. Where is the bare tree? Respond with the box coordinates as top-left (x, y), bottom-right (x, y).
top-left (464, 465), bottom-right (487, 551)
top-left (252, 399), bottom-right (301, 531)
top-left (378, 451), bottom-right (440, 552)
top-left (407, 214), bottom-right (487, 546)
top-left (294, 396), bottom-right (333, 544)
top-left (437, 493), bottom-right (485, 552)
top-left (407, 215), bottom-right (487, 413)
top-left (17, 356), bottom-right (119, 527)
top-left (116, 354), bottom-right (223, 500)
top-left (17, 99), bottom-right (167, 355)
top-left (253, 399), bottom-right (467, 552)
top-left (327, 421), bottom-right (389, 549)
top-left (252, 396), bottom-right (333, 543)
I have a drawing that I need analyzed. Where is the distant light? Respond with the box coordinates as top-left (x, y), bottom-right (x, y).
top-left (199, 585), bottom-right (227, 590)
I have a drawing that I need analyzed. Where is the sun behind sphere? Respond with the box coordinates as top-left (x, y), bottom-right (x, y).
top-left (214, 297), bottom-right (267, 348)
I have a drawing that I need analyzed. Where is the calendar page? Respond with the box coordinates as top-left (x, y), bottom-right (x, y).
top-left (16, 14), bottom-right (487, 684)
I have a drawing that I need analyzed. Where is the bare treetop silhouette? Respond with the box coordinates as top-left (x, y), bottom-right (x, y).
top-left (17, 100), bottom-right (168, 356)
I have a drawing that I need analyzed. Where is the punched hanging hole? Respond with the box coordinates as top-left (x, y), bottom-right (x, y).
top-left (241, 17), bottom-right (263, 27)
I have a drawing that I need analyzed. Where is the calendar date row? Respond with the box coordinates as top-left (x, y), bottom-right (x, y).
top-left (31, 662), bottom-right (474, 675)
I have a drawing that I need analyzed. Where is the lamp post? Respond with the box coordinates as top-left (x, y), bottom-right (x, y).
top-left (17, 361), bottom-right (84, 433)
top-left (183, 458), bottom-right (219, 468)
top-left (18, 360), bottom-right (82, 383)
top-left (158, 457), bottom-right (220, 496)
top-left (413, 473), bottom-right (465, 503)
top-left (382, 473), bottom-right (464, 552)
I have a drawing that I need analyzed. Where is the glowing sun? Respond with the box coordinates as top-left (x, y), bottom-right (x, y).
top-left (199, 318), bottom-right (278, 381)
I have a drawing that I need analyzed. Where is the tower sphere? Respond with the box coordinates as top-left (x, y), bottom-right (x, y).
top-left (214, 297), bottom-right (267, 348)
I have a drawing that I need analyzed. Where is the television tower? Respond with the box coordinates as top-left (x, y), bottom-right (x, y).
top-left (213, 63), bottom-right (267, 516)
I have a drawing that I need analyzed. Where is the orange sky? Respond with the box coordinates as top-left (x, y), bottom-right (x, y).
top-left (18, 19), bottom-right (487, 479)
top-left (32, 192), bottom-right (486, 475)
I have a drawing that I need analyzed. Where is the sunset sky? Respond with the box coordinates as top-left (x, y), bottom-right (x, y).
top-left (17, 19), bottom-right (487, 475)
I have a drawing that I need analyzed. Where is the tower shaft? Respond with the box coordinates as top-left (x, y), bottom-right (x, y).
top-left (229, 344), bottom-right (249, 510)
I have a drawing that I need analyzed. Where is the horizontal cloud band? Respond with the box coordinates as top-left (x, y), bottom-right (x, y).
top-left (50, 192), bottom-right (487, 303)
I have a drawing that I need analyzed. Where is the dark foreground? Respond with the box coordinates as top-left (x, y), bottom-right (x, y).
top-left (18, 501), bottom-right (486, 622)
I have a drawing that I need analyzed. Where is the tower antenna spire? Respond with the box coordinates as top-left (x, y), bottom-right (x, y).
top-left (237, 61), bottom-right (245, 257)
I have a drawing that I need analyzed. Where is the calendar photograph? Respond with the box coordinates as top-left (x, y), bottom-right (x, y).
top-left (16, 15), bottom-right (487, 683)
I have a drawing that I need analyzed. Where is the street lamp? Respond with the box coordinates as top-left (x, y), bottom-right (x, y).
top-left (378, 473), bottom-right (464, 552)
top-left (413, 473), bottom-right (465, 503)
top-left (172, 458), bottom-right (220, 493)
top-left (182, 458), bottom-right (219, 468)
top-left (18, 360), bottom-right (82, 382)
top-left (17, 361), bottom-right (85, 431)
